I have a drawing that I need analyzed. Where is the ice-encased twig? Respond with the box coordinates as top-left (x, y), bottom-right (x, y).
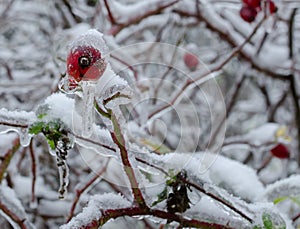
top-left (81, 81), bottom-right (96, 137)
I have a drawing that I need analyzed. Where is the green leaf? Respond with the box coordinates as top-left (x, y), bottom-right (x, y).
top-left (47, 139), bottom-right (55, 150)
top-left (253, 226), bottom-right (263, 229)
top-left (262, 213), bottom-right (273, 229)
top-left (28, 122), bottom-right (45, 134)
top-left (151, 187), bottom-right (168, 207)
top-left (273, 196), bottom-right (288, 205)
top-left (37, 113), bottom-right (47, 119)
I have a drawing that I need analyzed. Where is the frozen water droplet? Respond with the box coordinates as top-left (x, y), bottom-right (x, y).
top-left (58, 77), bottom-right (79, 94)
top-left (19, 128), bottom-right (32, 147)
top-left (48, 146), bottom-right (56, 156)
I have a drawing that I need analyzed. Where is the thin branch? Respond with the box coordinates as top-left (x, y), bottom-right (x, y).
top-left (148, 17), bottom-right (266, 120)
top-left (181, 177), bottom-right (253, 223)
top-left (110, 54), bottom-right (138, 80)
top-left (0, 122), bottom-right (28, 128)
top-left (0, 137), bottom-right (20, 183)
top-left (94, 206), bottom-right (234, 229)
top-left (110, 110), bottom-right (147, 207)
top-left (226, 67), bottom-right (248, 116)
top-left (268, 90), bottom-right (289, 122)
top-left (67, 160), bottom-right (109, 222)
top-left (68, 131), bottom-right (116, 152)
top-left (172, 9), bottom-right (290, 81)
top-left (292, 212), bottom-right (300, 222)
top-left (288, 9), bottom-right (297, 59)
top-left (289, 75), bottom-right (300, 164)
top-left (109, 0), bottom-right (179, 36)
top-left (0, 200), bottom-right (27, 229)
top-left (136, 155), bottom-right (253, 223)
top-left (29, 140), bottom-right (37, 206)
top-left (103, 0), bottom-right (117, 25)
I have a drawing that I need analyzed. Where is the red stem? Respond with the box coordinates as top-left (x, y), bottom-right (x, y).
top-left (29, 140), bottom-right (37, 206)
top-left (103, 0), bottom-right (117, 25)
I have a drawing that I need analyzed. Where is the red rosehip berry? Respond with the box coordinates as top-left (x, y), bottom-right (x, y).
top-left (184, 53), bottom-right (199, 71)
top-left (268, 1), bottom-right (277, 14)
top-left (270, 143), bottom-right (290, 159)
top-left (240, 6), bottom-right (257, 23)
top-left (66, 46), bottom-right (107, 82)
top-left (243, 0), bottom-right (261, 8)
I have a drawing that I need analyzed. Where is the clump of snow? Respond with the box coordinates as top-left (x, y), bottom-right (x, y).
top-left (143, 152), bottom-right (264, 202)
top-left (0, 108), bottom-right (36, 126)
top-left (244, 123), bottom-right (280, 145)
top-left (264, 175), bottom-right (300, 201)
top-left (40, 93), bottom-right (75, 128)
top-left (61, 193), bottom-right (131, 229)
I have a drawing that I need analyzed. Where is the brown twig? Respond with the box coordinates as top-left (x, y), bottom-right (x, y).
top-left (110, 54), bottom-right (138, 80)
top-left (148, 16), bottom-right (266, 120)
top-left (292, 212), bottom-right (300, 222)
top-left (0, 122), bottom-right (28, 128)
top-left (29, 140), bottom-right (37, 206)
top-left (0, 200), bottom-right (27, 229)
top-left (0, 137), bottom-right (20, 183)
top-left (181, 177), bottom-right (253, 223)
top-left (103, 0), bottom-right (117, 25)
top-left (67, 160), bottom-right (109, 222)
top-left (226, 67), bottom-right (248, 116)
top-left (0, 59), bottom-right (13, 80)
top-left (172, 9), bottom-right (290, 81)
top-left (257, 154), bottom-right (273, 174)
top-left (136, 155), bottom-right (253, 223)
top-left (268, 90), bottom-right (289, 122)
top-left (110, 113), bottom-right (147, 207)
top-left (93, 206), bottom-right (234, 229)
top-left (109, 0), bottom-right (179, 36)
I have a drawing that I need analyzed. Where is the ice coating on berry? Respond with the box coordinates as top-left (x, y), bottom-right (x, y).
top-left (268, 1), bottom-right (277, 14)
top-left (240, 6), bottom-right (257, 23)
top-left (243, 0), bottom-right (261, 8)
top-left (68, 29), bottom-right (109, 57)
top-left (66, 29), bottom-right (109, 82)
top-left (270, 143), bottom-right (290, 159)
top-left (184, 53), bottom-right (199, 71)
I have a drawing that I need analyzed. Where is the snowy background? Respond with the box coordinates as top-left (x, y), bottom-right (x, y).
top-left (0, 0), bottom-right (300, 228)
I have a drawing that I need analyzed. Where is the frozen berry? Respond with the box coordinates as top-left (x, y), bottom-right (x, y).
top-left (184, 53), bottom-right (199, 71)
top-left (268, 1), bottom-right (277, 14)
top-left (240, 6), bottom-right (257, 23)
top-left (67, 46), bottom-right (107, 82)
top-left (243, 0), bottom-right (261, 8)
top-left (270, 143), bottom-right (290, 159)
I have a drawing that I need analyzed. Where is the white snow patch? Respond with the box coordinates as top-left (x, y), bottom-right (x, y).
top-left (61, 193), bottom-right (131, 229)
top-left (43, 93), bottom-right (75, 128)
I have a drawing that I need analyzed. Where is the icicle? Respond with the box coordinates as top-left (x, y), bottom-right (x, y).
top-left (81, 81), bottom-right (96, 137)
top-left (55, 139), bottom-right (70, 199)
